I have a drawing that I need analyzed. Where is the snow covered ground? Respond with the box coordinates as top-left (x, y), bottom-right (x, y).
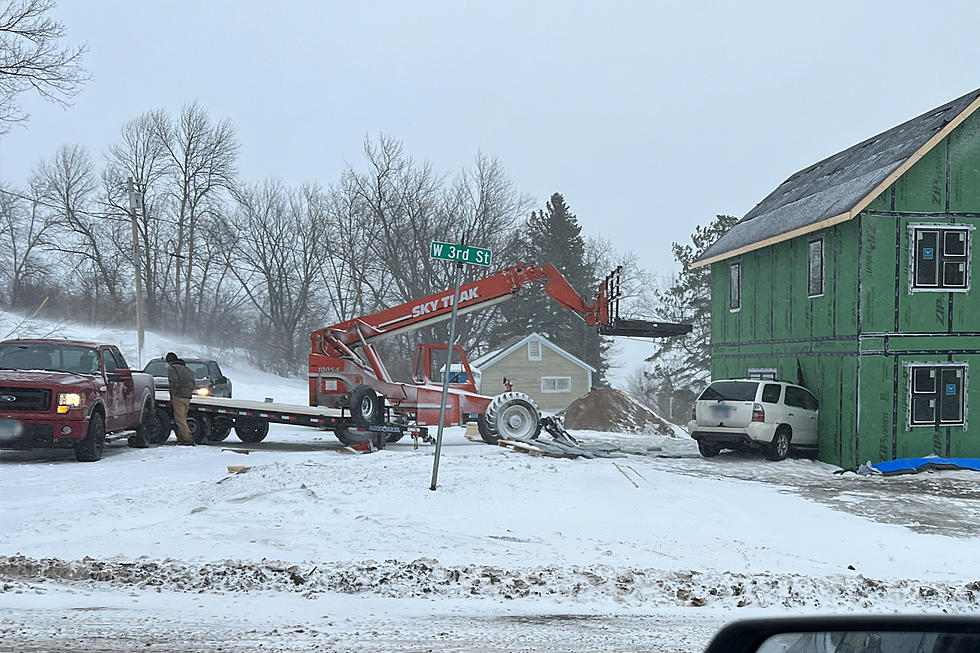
top-left (2, 312), bottom-right (980, 651)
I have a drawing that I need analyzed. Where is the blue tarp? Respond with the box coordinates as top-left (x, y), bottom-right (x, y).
top-left (855, 455), bottom-right (980, 476)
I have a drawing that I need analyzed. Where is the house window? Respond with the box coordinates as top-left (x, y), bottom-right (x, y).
top-left (748, 368), bottom-right (777, 380)
top-left (541, 376), bottom-right (571, 393)
top-left (908, 364), bottom-right (967, 427)
top-left (527, 341), bottom-right (541, 361)
top-left (808, 238), bottom-right (824, 297)
top-left (729, 262), bottom-right (741, 310)
top-left (912, 226), bottom-right (970, 291)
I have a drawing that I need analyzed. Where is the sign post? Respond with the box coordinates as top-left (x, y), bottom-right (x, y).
top-left (429, 238), bottom-right (492, 491)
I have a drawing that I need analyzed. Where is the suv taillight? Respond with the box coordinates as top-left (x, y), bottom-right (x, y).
top-left (691, 405), bottom-right (697, 421)
top-left (751, 403), bottom-right (765, 422)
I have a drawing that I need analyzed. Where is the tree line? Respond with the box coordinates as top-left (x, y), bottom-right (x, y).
top-left (0, 0), bottom-right (732, 415)
top-left (0, 103), bottom-right (636, 378)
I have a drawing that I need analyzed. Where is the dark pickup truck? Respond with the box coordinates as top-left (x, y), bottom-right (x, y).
top-left (0, 339), bottom-right (156, 461)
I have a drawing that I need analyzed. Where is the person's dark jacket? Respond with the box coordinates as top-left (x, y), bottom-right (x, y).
top-left (167, 360), bottom-right (196, 399)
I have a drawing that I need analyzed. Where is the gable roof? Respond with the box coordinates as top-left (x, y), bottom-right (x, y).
top-left (470, 332), bottom-right (596, 373)
top-left (469, 335), bottom-right (524, 368)
top-left (693, 87), bottom-right (980, 268)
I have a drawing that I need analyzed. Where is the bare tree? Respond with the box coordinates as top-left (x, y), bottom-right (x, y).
top-left (0, 0), bottom-right (88, 131)
top-left (342, 136), bottom-right (530, 368)
top-left (103, 110), bottom-right (173, 326)
top-left (151, 102), bottom-right (238, 332)
top-left (33, 144), bottom-right (129, 314)
top-left (0, 184), bottom-right (56, 305)
top-left (320, 173), bottom-right (388, 322)
top-left (230, 180), bottom-right (325, 373)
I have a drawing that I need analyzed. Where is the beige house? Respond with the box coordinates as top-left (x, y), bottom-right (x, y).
top-left (471, 333), bottom-right (594, 412)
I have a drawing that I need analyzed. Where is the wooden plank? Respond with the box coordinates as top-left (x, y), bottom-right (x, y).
top-left (497, 439), bottom-right (575, 458)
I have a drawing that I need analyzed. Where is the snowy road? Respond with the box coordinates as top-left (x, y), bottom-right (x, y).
top-left (3, 425), bottom-right (980, 651)
top-left (2, 310), bottom-right (979, 651)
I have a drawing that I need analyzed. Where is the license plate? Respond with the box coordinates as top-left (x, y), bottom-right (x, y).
top-left (0, 419), bottom-right (23, 441)
top-left (710, 405), bottom-right (733, 418)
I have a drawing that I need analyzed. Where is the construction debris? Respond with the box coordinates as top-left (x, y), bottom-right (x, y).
top-left (613, 462), bottom-right (639, 487)
top-left (562, 387), bottom-right (676, 435)
top-left (497, 436), bottom-right (625, 459)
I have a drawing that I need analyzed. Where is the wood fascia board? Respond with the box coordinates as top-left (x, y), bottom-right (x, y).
top-left (848, 93), bottom-right (980, 217)
top-left (692, 93), bottom-right (980, 270)
top-left (690, 211), bottom-right (851, 268)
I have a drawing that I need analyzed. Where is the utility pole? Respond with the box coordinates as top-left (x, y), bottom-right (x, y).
top-left (127, 177), bottom-right (146, 368)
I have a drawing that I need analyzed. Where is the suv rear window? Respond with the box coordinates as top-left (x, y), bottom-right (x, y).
top-left (761, 383), bottom-right (781, 403)
top-left (700, 381), bottom-right (758, 402)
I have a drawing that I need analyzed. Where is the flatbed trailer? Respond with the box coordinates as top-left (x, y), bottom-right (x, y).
top-left (151, 392), bottom-right (412, 446)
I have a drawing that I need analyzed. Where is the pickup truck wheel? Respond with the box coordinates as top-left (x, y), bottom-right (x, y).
top-left (149, 407), bottom-right (171, 444)
top-left (187, 414), bottom-right (212, 444)
top-left (75, 413), bottom-right (105, 462)
top-left (235, 419), bottom-right (269, 443)
top-left (208, 419), bottom-right (232, 442)
top-left (127, 399), bottom-right (154, 448)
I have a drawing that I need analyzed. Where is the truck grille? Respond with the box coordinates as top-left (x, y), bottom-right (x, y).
top-left (0, 387), bottom-right (52, 412)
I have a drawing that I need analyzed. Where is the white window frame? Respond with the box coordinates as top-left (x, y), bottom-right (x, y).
top-left (729, 262), bottom-right (741, 312)
top-left (527, 340), bottom-right (541, 361)
top-left (541, 376), bottom-right (571, 393)
top-left (807, 238), bottom-right (824, 298)
top-left (905, 362), bottom-right (968, 429)
top-left (908, 223), bottom-right (973, 293)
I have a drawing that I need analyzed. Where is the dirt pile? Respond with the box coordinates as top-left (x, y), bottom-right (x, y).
top-left (561, 387), bottom-right (678, 435)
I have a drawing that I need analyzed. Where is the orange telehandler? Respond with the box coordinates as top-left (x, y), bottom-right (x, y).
top-left (308, 263), bottom-right (690, 446)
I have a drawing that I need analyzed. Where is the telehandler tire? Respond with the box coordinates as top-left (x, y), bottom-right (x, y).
top-left (479, 392), bottom-right (541, 444)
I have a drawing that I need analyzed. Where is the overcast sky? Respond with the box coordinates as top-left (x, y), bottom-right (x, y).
top-left (2, 0), bottom-right (980, 283)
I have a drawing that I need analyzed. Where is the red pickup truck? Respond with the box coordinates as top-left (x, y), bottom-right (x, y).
top-left (0, 339), bottom-right (156, 461)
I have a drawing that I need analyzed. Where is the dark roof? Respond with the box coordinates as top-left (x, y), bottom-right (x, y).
top-left (695, 87), bottom-right (980, 266)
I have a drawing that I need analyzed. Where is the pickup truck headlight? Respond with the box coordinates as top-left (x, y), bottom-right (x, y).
top-left (57, 392), bottom-right (83, 414)
top-left (194, 387), bottom-right (210, 396)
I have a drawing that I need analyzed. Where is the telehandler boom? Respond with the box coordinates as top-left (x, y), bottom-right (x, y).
top-left (308, 263), bottom-right (690, 445)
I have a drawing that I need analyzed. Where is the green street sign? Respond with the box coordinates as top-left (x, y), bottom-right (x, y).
top-left (430, 241), bottom-right (492, 267)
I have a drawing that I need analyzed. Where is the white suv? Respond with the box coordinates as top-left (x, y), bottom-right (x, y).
top-left (687, 379), bottom-right (819, 461)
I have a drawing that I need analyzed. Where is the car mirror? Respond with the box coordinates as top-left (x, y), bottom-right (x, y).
top-left (704, 616), bottom-right (980, 653)
top-left (107, 369), bottom-right (133, 383)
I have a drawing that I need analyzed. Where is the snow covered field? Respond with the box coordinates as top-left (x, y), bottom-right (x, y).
top-left (2, 313), bottom-right (980, 651)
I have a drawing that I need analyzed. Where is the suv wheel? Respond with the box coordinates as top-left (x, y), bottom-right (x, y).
top-left (766, 428), bottom-right (791, 461)
top-left (698, 441), bottom-right (722, 458)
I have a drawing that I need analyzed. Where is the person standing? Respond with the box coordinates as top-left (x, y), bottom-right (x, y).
top-left (166, 352), bottom-right (196, 446)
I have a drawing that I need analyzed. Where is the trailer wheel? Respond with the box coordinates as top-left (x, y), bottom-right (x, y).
top-left (235, 419), bottom-right (269, 443)
top-left (208, 419), bottom-right (233, 442)
top-left (149, 407), bottom-right (171, 444)
top-left (334, 425), bottom-right (371, 446)
top-left (127, 398), bottom-right (155, 448)
top-left (187, 413), bottom-right (212, 444)
top-left (349, 385), bottom-right (382, 424)
top-left (480, 392), bottom-right (541, 444)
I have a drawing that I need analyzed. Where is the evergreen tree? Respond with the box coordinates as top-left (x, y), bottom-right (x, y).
top-left (493, 193), bottom-right (611, 383)
top-left (643, 214), bottom-right (738, 401)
